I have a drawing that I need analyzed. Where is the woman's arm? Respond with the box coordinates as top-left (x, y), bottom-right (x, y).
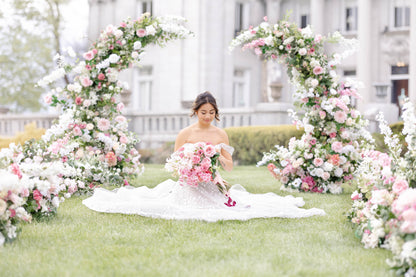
top-left (217, 129), bottom-right (233, 171)
top-left (174, 128), bottom-right (188, 151)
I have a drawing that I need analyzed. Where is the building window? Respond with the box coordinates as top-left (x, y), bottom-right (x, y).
top-left (135, 66), bottom-right (153, 111)
top-left (300, 14), bottom-right (309, 28)
top-left (234, 2), bottom-right (248, 35)
top-left (343, 70), bottom-right (356, 76)
top-left (137, 0), bottom-right (153, 16)
top-left (394, 6), bottom-right (410, 28)
top-left (232, 69), bottom-right (250, 108)
top-left (345, 6), bottom-right (358, 31)
top-left (391, 65), bottom-right (409, 75)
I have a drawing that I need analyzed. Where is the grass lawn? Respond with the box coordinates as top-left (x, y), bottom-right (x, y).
top-left (0, 164), bottom-right (391, 277)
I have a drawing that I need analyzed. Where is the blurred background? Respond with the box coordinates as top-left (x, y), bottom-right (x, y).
top-left (0, 0), bottom-right (414, 150)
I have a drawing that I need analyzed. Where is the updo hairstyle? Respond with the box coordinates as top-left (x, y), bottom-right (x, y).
top-left (190, 91), bottom-right (220, 121)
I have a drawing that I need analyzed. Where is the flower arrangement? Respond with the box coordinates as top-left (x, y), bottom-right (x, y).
top-left (231, 16), bottom-right (372, 193)
top-left (0, 13), bottom-right (192, 245)
top-left (165, 143), bottom-right (235, 206)
top-left (348, 100), bottom-right (416, 276)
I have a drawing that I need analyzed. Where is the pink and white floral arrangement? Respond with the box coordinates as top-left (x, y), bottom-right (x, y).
top-left (165, 143), bottom-right (234, 205)
top-left (231, 16), bottom-right (372, 193)
top-left (0, 13), bottom-right (191, 245)
top-left (348, 100), bottom-right (416, 276)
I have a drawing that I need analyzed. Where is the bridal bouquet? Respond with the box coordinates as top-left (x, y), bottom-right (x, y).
top-left (165, 142), bottom-right (232, 197)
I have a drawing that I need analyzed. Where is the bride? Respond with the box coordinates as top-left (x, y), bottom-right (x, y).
top-left (82, 92), bottom-right (325, 221)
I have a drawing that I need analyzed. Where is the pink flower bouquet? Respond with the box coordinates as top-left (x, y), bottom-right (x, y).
top-left (165, 142), bottom-right (232, 197)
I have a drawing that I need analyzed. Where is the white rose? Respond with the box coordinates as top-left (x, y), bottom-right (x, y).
top-left (264, 36), bottom-right (274, 46)
top-left (131, 51), bottom-right (139, 59)
top-left (114, 29), bottom-right (123, 38)
top-left (109, 54), bottom-right (120, 64)
top-left (133, 41), bottom-right (142, 50)
top-left (311, 79), bottom-right (319, 87)
top-left (346, 118), bottom-right (353, 126)
top-left (145, 25), bottom-right (156, 36)
top-left (334, 167), bottom-right (343, 177)
top-left (298, 48), bottom-right (307, 55)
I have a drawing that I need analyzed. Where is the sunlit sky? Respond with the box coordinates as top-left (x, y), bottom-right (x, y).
top-left (61, 0), bottom-right (89, 48)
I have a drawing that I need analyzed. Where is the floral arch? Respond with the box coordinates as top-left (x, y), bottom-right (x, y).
top-left (230, 17), bottom-right (372, 194)
top-left (0, 14), bottom-right (192, 244)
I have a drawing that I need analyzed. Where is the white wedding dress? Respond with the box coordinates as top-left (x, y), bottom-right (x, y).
top-left (82, 143), bottom-right (325, 222)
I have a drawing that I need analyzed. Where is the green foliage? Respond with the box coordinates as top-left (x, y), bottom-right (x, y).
top-left (0, 0), bottom-right (68, 112)
top-left (225, 125), bottom-right (304, 165)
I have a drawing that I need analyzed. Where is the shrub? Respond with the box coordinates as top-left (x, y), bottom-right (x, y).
top-left (225, 125), bottom-right (304, 165)
top-left (372, 121), bottom-right (407, 155)
top-left (139, 141), bottom-right (175, 164)
top-left (0, 122), bottom-right (45, 149)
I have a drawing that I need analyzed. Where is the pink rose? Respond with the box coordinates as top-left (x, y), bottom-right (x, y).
top-left (73, 126), bottom-right (82, 136)
top-left (80, 76), bottom-right (93, 87)
top-left (136, 29), bottom-right (146, 37)
top-left (105, 151), bottom-right (117, 166)
top-left (331, 141), bottom-right (343, 153)
top-left (120, 136), bottom-right (128, 144)
top-left (400, 209), bottom-right (416, 233)
top-left (43, 94), bottom-right (52, 104)
top-left (75, 97), bottom-right (83, 105)
top-left (117, 102), bottom-right (125, 112)
top-left (313, 158), bottom-right (324, 167)
top-left (204, 145), bottom-right (216, 157)
top-left (98, 73), bottom-right (106, 80)
top-left (319, 111), bottom-right (326, 119)
top-left (392, 179), bottom-right (409, 195)
top-left (83, 50), bottom-right (95, 61)
top-left (329, 132), bottom-right (337, 138)
top-left (322, 172), bottom-right (330, 181)
top-left (313, 66), bottom-right (324, 75)
top-left (191, 155), bottom-right (201, 164)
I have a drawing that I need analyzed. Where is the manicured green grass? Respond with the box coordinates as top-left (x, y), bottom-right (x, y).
top-left (0, 165), bottom-right (391, 277)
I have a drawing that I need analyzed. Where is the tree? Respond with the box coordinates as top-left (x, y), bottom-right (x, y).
top-left (0, 0), bottom-right (68, 112)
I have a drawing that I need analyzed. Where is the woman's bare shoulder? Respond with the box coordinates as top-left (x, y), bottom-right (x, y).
top-left (213, 126), bottom-right (229, 143)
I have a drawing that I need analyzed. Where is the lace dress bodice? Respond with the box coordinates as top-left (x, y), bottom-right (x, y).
top-left (82, 143), bottom-right (325, 222)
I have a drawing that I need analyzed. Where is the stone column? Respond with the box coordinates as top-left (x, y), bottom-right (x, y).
top-left (266, 0), bottom-right (281, 23)
top-left (310, 0), bottom-right (325, 34)
top-left (356, 0), bottom-right (372, 112)
top-left (409, 0), bottom-right (416, 102)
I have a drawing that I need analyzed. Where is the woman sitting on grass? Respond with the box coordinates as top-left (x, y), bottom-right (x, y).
top-left (82, 91), bottom-right (325, 221)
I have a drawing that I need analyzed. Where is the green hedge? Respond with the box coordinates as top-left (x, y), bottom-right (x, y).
top-left (225, 125), bottom-right (304, 165)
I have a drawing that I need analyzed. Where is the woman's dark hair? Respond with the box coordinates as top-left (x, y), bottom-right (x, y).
top-left (190, 91), bottom-right (220, 121)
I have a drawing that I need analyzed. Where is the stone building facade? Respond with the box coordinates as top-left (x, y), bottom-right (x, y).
top-left (86, 0), bottom-right (416, 145)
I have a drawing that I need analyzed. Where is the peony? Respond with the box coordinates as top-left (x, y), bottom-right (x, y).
top-left (97, 118), bottom-right (111, 131)
top-left (334, 111), bottom-right (347, 123)
top-left (331, 142), bottom-right (343, 153)
top-left (105, 151), bottom-right (117, 167)
top-left (392, 179), bottom-right (409, 195)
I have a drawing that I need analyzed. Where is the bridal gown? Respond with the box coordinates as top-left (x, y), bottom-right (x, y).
top-left (82, 143), bottom-right (325, 222)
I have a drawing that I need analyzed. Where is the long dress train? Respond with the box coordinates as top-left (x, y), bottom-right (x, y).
top-left (82, 143), bottom-right (325, 222)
